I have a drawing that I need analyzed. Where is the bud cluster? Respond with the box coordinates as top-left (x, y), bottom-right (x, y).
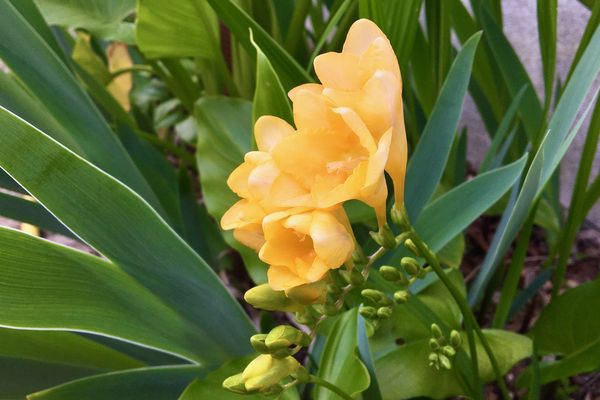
top-left (427, 323), bottom-right (462, 371)
top-left (223, 325), bottom-right (311, 395)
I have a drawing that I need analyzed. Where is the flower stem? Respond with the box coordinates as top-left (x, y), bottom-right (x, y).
top-left (406, 226), bottom-right (510, 400)
top-left (309, 375), bottom-right (354, 400)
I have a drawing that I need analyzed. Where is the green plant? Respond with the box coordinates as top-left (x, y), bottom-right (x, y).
top-left (0, 0), bottom-right (599, 399)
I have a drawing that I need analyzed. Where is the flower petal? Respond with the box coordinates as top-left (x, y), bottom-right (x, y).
top-left (254, 116), bottom-right (295, 152)
top-left (310, 210), bottom-right (354, 268)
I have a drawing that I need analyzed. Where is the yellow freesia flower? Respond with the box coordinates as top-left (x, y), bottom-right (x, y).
top-left (292, 18), bottom-right (407, 208)
top-left (259, 207), bottom-right (354, 292)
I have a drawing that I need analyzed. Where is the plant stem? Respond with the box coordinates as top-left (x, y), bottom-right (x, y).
top-left (309, 375), bottom-right (354, 400)
top-left (405, 224), bottom-right (510, 399)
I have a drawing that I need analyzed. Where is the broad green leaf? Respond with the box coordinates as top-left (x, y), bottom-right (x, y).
top-left (469, 26), bottom-right (600, 303)
top-left (375, 329), bottom-right (530, 400)
top-left (416, 155), bottom-right (527, 252)
top-left (250, 31), bottom-right (293, 124)
top-left (205, 0), bottom-right (312, 90)
top-left (384, 155), bottom-right (526, 266)
top-left (480, 4), bottom-right (542, 142)
top-left (357, 315), bottom-right (382, 400)
top-left (0, 226), bottom-right (215, 362)
top-left (35, 0), bottom-right (136, 43)
top-left (0, 191), bottom-right (74, 238)
top-left (29, 365), bottom-right (205, 400)
top-left (0, 107), bottom-right (254, 364)
top-left (405, 32), bottom-right (481, 221)
top-left (0, 329), bottom-right (142, 371)
top-left (0, 1), bottom-right (161, 211)
top-left (314, 309), bottom-right (370, 400)
top-left (136, 0), bottom-right (218, 59)
top-left (195, 97), bottom-right (267, 283)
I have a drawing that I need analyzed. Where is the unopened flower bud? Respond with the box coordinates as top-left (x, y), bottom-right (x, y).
top-left (438, 354), bottom-right (452, 370)
top-left (377, 306), bottom-right (393, 319)
top-left (242, 354), bottom-right (299, 392)
top-left (223, 373), bottom-right (249, 394)
top-left (450, 330), bottom-right (462, 349)
top-left (244, 284), bottom-right (303, 312)
top-left (428, 352), bottom-right (439, 367)
top-left (404, 238), bottom-right (421, 256)
top-left (401, 257), bottom-right (420, 276)
top-left (431, 323), bottom-right (443, 340)
top-left (361, 288), bottom-right (386, 304)
top-left (286, 280), bottom-right (328, 305)
top-left (379, 265), bottom-right (401, 281)
top-left (359, 306), bottom-right (377, 319)
top-left (352, 246), bottom-right (368, 264)
top-left (250, 334), bottom-right (269, 354)
top-left (393, 290), bottom-right (409, 303)
top-left (429, 338), bottom-right (440, 350)
top-left (370, 224), bottom-right (397, 249)
top-left (265, 325), bottom-right (311, 352)
top-left (349, 267), bottom-right (365, 285)
top-left (442, 345), bottom-right (456, 357)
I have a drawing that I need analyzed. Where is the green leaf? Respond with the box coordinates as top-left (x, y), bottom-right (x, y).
top-left (0, 107), bottom-right (254, 364)
top-left (0, 191), bottom-right (74, 238)
top-left (195, 97), bottom-right (267, 283)
top-left (250, 31), bottom-right (293, 125)
top-left (205, 0), bottom-right (312, 90)
top-left (135, 0), bottom-right (218, 59)
top-left (537, 0), bottom-right (557, 110)
top-left (0, 1), bottom-right (161, 211)
top-left (375, 329), bottom-right (530, 400)
top-left (357, 315), bottom-right (382, 400)
top-left (480, 3), bottom-right (543, 142)
top-left (469, 26), bottom-right (600, 303)
top-left (34, 0), bottom-right (136, 42)
top-left (415, 155), bottom-right (527, 252)
top-left (405, 32), bottom-right (481, 221)
top-left (314, 309), bottom-right (370, 400)
top-left (29, 365), bottom-right (205, 400)
top-left (0, 329), bottom-right (143, 371)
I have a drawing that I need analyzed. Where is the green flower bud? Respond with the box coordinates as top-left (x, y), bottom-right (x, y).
top-left (349, 267), bottom-right (365, 285)
top-left (250, 334), bottom-right (269, 354)
top-left (265, 325), bottom-right (311, 351)
top-left (450, 330), bottom-right (462, 349)
top-left (370, 224), bottom-right (397, 249)
top-left (438, 354), bottom-right (452, 370)
top-left (390, 204), bottom-right (403, 227)
top-left (428, 352), bottom-right (439, 368)
top-left (377, 306), bottom-right (393, 319)
top-left (244, 284), bottom-right (303, 312)
top-left (442, 345), bottom-right (456, 357)
top-left (359, 306), bottom-right (377, 319)
top-left (400, 257), bottom-right (420, 276)
top-left (352, 246), bottom-right (368, 265)
top-left (379, 265), bottom-right (401, 281)
top-left (286, 280), bottom-right (328, 305)
top-left (242, 355), bottom-right (300, 392)
top-left (223, 373), bottom-right (249, 394)
top-left (429, 338), bottom-right (440, 351)
top-left (361, 288), bottom-right (386, 304)
top-left (393, 290), bottom-right (409, 303)
top-left (404, 238), bottom-right (421, 256)
top-left (431, 323), bottom-right (443, 340)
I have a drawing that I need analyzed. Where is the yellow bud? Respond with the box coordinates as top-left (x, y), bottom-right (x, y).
top-left (223, 373), bottom-right (249, 394)
top-left (250, 334), bottom-right (269, 354)
top-left (265, 325), bottom-right (311, 351)
top-left (393, 290), bottom-right (409, 303)
top-left (377, 306), bottom-right (393, 319)
top-left (242, 354), bottom-right (300, 392)
top-left (286, 280), bottom-right (328, 305)
top-left (244, 284), bottom-right (304, 312)
top-left (400, 257), bottom-right (420, 276)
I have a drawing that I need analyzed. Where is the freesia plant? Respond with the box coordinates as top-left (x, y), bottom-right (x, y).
top-left (0, 0), bottom-right (599, 399)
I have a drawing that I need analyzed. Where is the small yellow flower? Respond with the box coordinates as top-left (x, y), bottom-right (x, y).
top-left (291, 18), bottom-right (407, 208)
top-left (259, 208), bottom-right (354, 292)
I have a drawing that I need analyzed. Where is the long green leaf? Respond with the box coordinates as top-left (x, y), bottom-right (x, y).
top-left (0, 226), bottom-right (213, 362)
top-left (205, 0), bottom-right (311, 90)
top-left (29, 365), bottom-right (205, 400)
top-left (469, 26), bottom-right (600, 303)
top-left (0, 107), bottom-right (254, 365)
top-left (0, 1), bottom-right (161, 211)
top-left (314, 309), bottom-right (370, 400)
top-left (537, 0), bottom-right (557, 111)
top-left (405, 32), bottom-right (481, 220)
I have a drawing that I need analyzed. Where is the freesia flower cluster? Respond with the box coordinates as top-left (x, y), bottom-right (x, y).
top-left (221, 19), bottom-right (407, 301)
